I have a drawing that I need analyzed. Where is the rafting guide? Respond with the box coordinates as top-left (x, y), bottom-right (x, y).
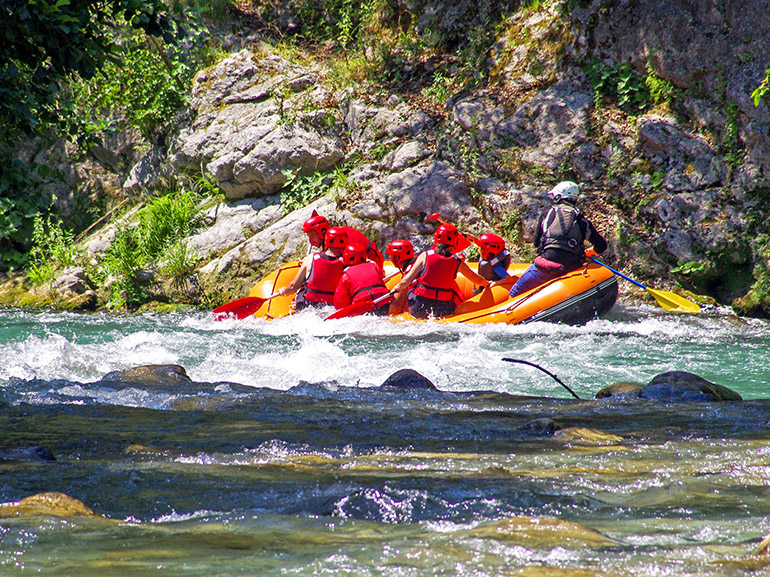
top-left (509, 181), bottom-right (608, 298)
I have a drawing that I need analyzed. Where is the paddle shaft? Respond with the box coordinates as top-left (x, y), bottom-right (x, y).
top-left (324, 289), bottom-right (395, 321)
top-left (588, 257), bottom-right (647, 290)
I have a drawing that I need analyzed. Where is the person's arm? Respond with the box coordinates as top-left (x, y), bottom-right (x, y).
top-left (491, 263), bottom-right (510, 279)
top-left (532, 211), bottom-right (546, 250)
top-left (392, 252), bottom-right (426, 293)
top-left (458, 261), bottom-right (490, 288)
top-left (583, 218), bottom-right (608, 254)
top-left (333, 273), bottom-right (352, 309)
top-left (277, 255), bottom-right (311, 296)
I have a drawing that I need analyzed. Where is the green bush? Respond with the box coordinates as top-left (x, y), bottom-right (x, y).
top-left (27, 215), bottom-right (81, 285)
top-left (280, 170), bottom-right (330, 214)
top-left (100, 187), bottom-right (204, 308)
top-left (586, 59), bottom-right (650, 112)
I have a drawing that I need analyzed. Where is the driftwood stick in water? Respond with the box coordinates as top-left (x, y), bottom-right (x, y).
top-left (501, 358), bottom-right (581, 400)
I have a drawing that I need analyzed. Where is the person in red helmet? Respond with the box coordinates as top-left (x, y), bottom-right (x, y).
top-left (333, 243), bottom-right (392, 315)
top-left (302, 214), bottom-right (329, 249)
top-left (386, 239), bottom-right (418, 273)
top-left (390, 223), bottom-right (489, 318)
top-left (278, 226), bottom-right (347, 310)
top-left (475, 232), bottom-right (511, 282)
top-left (302, 211), bottom-right (384, 267)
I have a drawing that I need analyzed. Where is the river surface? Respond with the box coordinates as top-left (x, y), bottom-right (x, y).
top-left (2, 303), bottom-right (770, 576)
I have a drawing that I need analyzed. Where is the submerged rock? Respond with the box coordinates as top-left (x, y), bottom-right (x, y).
top-left (0, 446), bottom-right (56, 463)
top-left (0, 492), bottom-right (100, 519)
top-left (100, 364), bottom-right (192, 385)
top-left (379, 369), bottom-right (438, 391)
top-left (468, 516), bottom-right (613, 549)
top-left (554, 427), bottom-right (624, 446)
top-left (515, 417), bottom-right (559, 437)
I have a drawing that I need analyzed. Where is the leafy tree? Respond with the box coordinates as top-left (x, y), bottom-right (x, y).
top-left (0, 0), bottom-right (178, 272)
top-left (0, 0), bottom-right (176, 136)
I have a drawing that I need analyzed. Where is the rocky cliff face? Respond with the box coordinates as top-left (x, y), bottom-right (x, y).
top-left (17, 0), bottom-right (770, 315)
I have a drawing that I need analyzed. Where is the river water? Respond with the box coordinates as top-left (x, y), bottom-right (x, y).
top-left (2, 303), bottom-right (770, 576)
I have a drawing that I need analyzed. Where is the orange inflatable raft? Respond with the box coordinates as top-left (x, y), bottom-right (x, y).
top-left (246, 259), bottom-right (618, 325)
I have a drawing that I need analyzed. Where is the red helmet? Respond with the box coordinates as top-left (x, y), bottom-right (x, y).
top-left (325, 227), bottom-right (349, 249)
top-left (343, 243), bottom-right (367, 266)
top-left (476, 233), bottom-right (506, 260)
top-left (434, 223), bottom-right (459, 248)
top-left (387, 239), bottom-right (415, 269)
top-left (302, 214), bottom-right (329, 239)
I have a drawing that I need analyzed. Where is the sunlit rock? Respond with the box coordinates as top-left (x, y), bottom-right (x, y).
top-left (594, 381), bottom-right (645, 398)
top-left (554, 426), bottom-right (623, 445)
top-left (595, 372), bottom-right (741, 402)
top-left (100, 364), bottom-right (192, 385)
top-left (379, 369), bottom-right (437, 391)
top-left (0, 492), bottom-right (100, 519)
top-left (509, 567), bottom-right (610, 576)
top-left (469, 516), bottom-right (613, 548)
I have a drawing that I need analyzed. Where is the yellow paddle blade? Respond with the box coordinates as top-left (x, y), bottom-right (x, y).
top-left (646, 288), bottom-right (700, 313)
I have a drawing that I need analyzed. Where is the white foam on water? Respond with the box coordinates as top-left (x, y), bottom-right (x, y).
top-left (2, 306), bottom-right (770, 399)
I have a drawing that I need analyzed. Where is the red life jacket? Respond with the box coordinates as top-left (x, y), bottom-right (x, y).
top-left (334, 261), bottom-right (390, 309)
top-left (305, 253), bottom-right (345, 304)
top-left (411, 250), bottom-right (463, 305)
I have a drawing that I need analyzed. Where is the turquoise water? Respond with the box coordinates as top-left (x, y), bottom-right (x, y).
top-left (2, 304), bottom-right (770, 575)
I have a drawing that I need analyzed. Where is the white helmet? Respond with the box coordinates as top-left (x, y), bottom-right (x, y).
top-left (549, 181), bottom-right (580, 202)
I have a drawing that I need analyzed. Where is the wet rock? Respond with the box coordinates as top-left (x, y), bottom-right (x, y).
top-left (554, 427), bottom-right (624, 446)
top-left (379, 369), bottom-right (438, 391)
top-left (594, 381), bottom-right (645, 399)
top-left (0, 446), bottom-right (56, 462)
top-left (51, 267), bottom-right (97, 310)
top-left (100, 364), bottom-right (192, 385)
top-left (125, 444), bottom-right (166, 456)
top-left (595, 372), bottom-right (741, 402)
top-left (23, 446), bottom-right (56, 462)
top-left (509, 568), bottom-right (610, 577)
top-left (0, 492), bottom-right (100, 518)
top-left (640, 371), bottom-right (742, 402)
top-left (515, 417), bottom-right (559, 437)
top-left (468, 515), bottom-right (613, 548)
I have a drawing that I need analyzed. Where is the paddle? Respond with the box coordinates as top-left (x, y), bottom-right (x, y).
top-left (588, 257), bottom-right (700, 313)
top-left (325, 290), bottom-right (395, 321)
top-left (426, 213), bottom-right (474, 252)
top-left (213, 294), bottom-right (279, 320)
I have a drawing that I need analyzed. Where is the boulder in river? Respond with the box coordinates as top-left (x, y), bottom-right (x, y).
top-left (379, 369), bottom-right (438, 391)
top-left (100, 364), bottom-right (192, 385)
top-left (0, 492), bottom-right (100, 519)
top-left (595, 371), bottom-right (741, 402)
